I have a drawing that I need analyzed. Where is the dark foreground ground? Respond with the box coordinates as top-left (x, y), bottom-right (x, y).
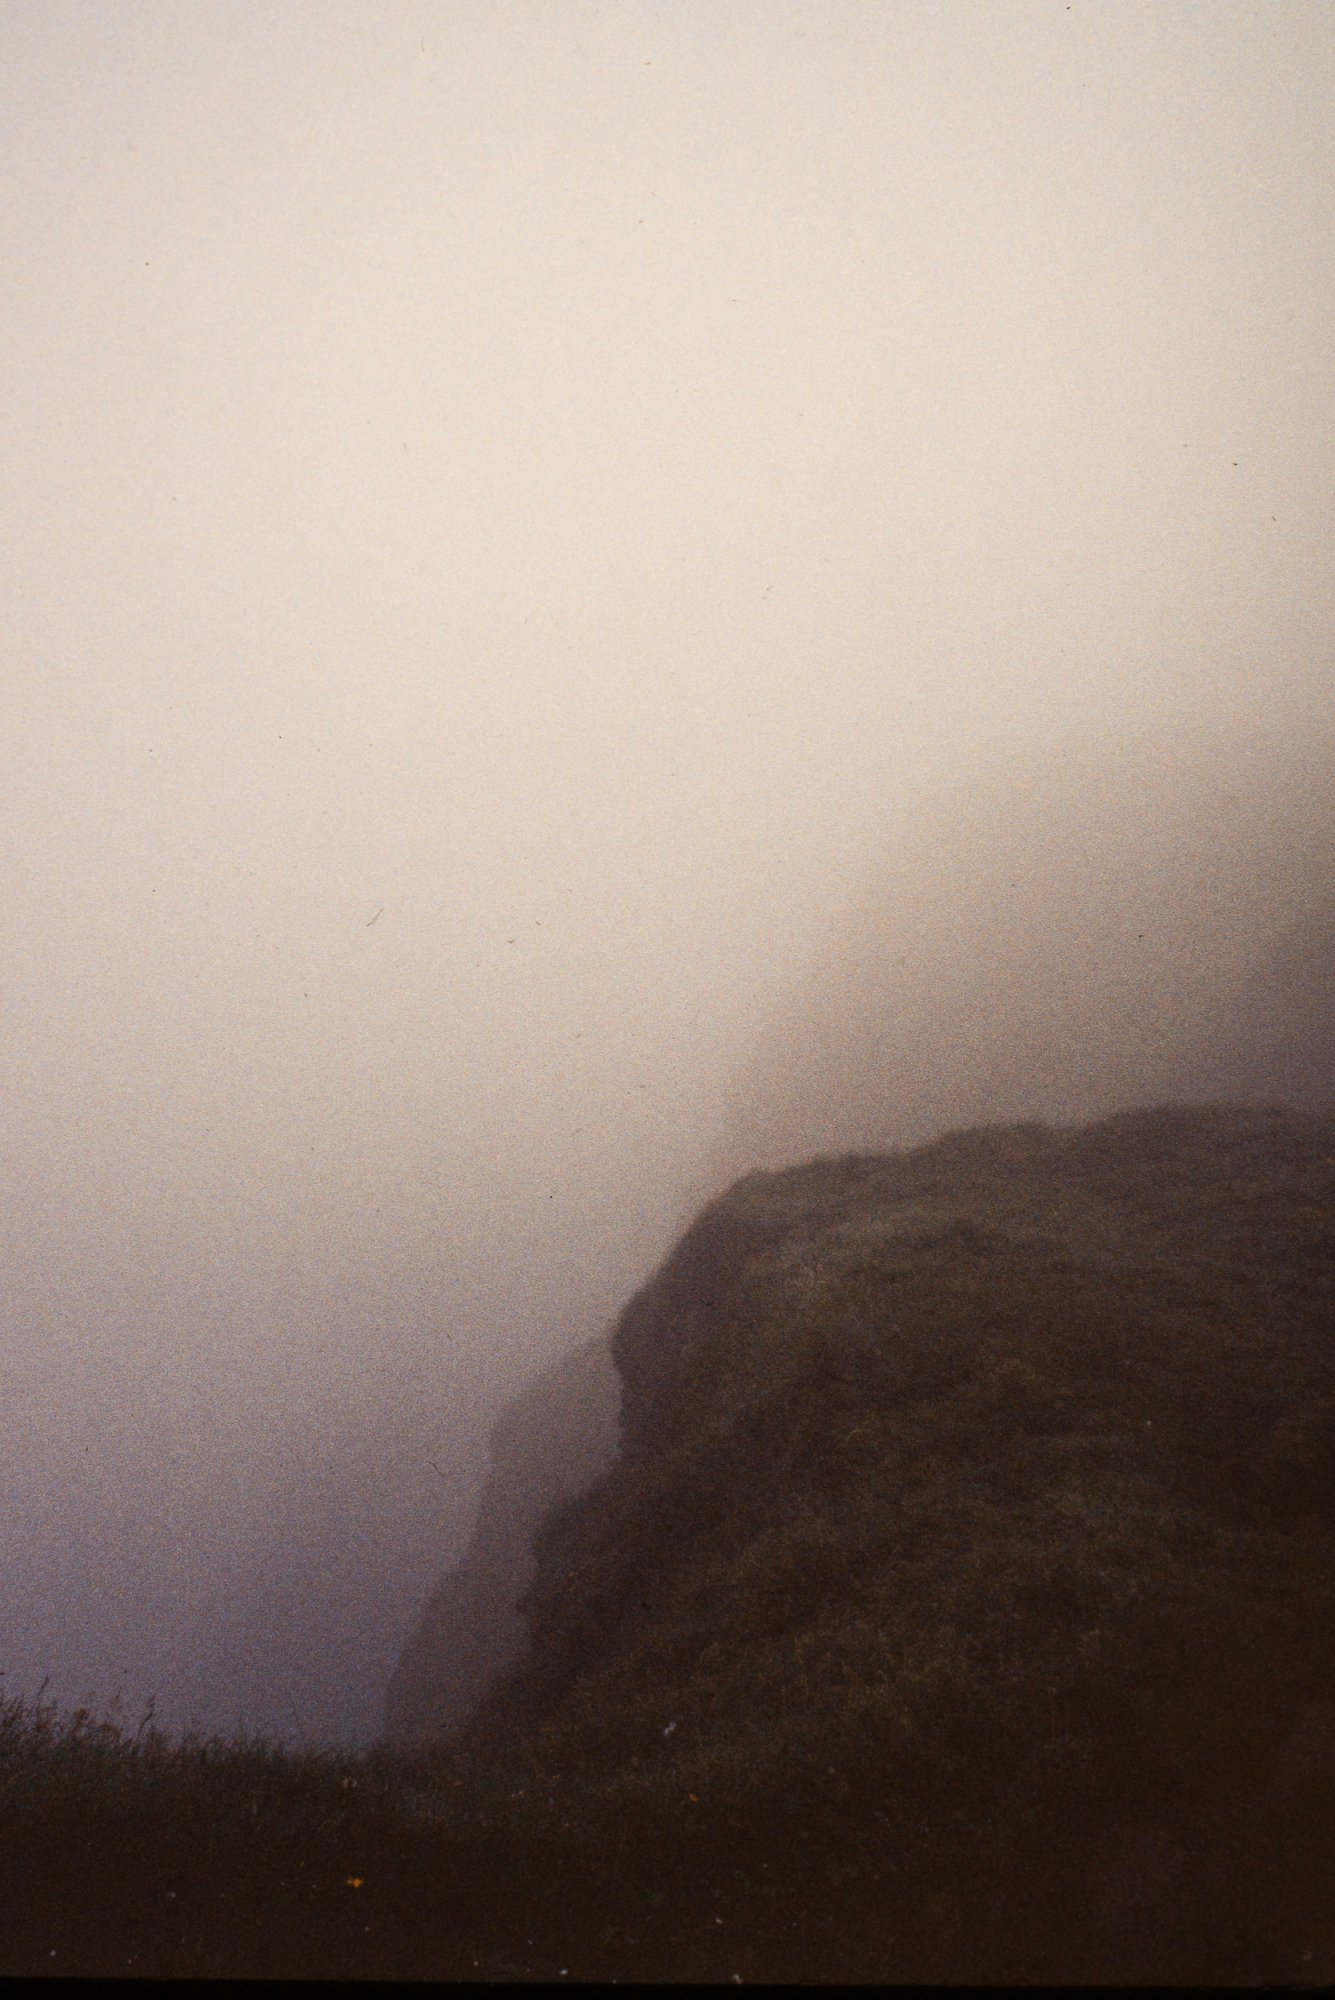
top-left (3, 1684), bottom-right (1330, 1986)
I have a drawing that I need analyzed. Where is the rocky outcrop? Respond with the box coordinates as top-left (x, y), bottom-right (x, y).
top-left (382, 1336), bottom-right (619, 1745)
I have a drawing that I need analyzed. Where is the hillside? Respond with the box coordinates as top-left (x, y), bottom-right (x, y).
top-left (443, 1101), bottom-right (1335, 1983)
top-left (5, 1101), bottom-right (1332, 1982)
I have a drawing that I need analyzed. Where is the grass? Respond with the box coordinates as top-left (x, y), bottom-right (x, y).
top-left (0, 1678), bottom-right (870, 1983)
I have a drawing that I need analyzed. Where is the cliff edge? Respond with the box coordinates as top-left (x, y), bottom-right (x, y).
top-left (451, 1102), bottom-right (1334, 1983)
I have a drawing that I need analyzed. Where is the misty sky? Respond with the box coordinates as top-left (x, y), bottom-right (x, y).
top-left (3, 0), bottom-right (1332, 1740)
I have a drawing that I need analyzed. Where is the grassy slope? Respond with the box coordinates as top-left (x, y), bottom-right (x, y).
top-left (4, 1103), bottom-right (1333, 1982)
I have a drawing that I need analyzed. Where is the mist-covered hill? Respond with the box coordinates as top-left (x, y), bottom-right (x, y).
top-left (383, 717), bottom-right (1335, 1761)
top-left (716, 721), bottom-right (1335, 1176)
top-left (433, 1101), bottom-right (1335, 1983)
top-left (384, 1338), bottom-right (618, 1746)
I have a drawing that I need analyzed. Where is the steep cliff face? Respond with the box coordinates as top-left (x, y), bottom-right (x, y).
top-left (383, 1337), bottom-right (618, 1745)
top-left (457, 1103), bottom-right (1335, 1983)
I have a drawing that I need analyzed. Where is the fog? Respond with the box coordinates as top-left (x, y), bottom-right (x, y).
top-left (717, 709), bottom-right (1335, 1179)
top-left (3, 1), bottom-right (1331, 1746)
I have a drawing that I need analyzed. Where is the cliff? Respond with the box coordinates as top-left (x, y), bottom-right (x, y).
top-left (451, 1102), bottom-right (1335, 1983)
top-left (383, 1336), bottom-right (618, 1745)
